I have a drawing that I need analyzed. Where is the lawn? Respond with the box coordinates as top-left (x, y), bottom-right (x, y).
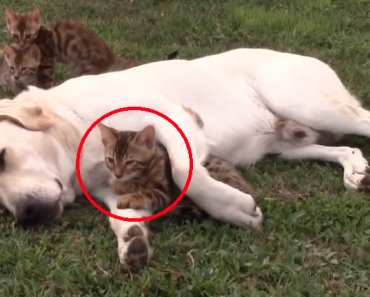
top-left (1, 0), bottom-right (370, 296)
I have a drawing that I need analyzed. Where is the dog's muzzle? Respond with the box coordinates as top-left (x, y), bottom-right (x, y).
top-left (14, 195), bottom-right (62, 226)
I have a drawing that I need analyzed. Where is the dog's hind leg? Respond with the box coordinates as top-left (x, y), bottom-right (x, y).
top-left (277, 144), bottom-right (370, 191)
top-left (254, 59), bottom-right (370, 138)
top-left (260, 89), bottom-right (370, 138)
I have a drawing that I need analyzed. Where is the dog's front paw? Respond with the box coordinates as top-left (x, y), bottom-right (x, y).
top-left (121, 225), bottom-right (154, 273)
top-left (109, 208), bottom-right (154, 273)
top-left (113, 222), bottom-right (154, 273)
top-left (216, 192), bottom-right (264, 230)
top-left (342, 148), bottom-right (370, 191)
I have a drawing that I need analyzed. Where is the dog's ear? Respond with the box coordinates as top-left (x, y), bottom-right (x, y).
top-left (0, 100), bottom-right (53, 131)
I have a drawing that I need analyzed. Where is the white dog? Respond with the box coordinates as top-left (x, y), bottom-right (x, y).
top-left (0, 48), bottom-right (368, 269)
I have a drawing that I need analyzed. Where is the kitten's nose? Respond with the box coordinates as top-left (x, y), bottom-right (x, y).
top-left (115, 174), bottom-right (123, 179)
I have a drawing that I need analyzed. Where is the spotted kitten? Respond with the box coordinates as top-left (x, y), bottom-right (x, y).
top-left (98, 123), bottom-right (173, 213)
top-left (0, 48), bottom-right (13, 93)
top-left (3, 6), bottom-right (179, 90)
top-left (0, 43), bottom-right (41, 94)
top-left (4, 6), bottom-right (64, 89)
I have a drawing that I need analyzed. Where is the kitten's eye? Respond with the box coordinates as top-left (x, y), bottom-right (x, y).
top-left (105, 157), bottom-right (114, 165)
top-left (125, 160), bottom-right (135, 166)
top-left (12, 34), bottom-right (19, 40)
top-left (21, 67), bottom-right (30, 72)
top-left (25, 34), bottom-right (32, 39)
top-left (9, 66), bottom-right (14, 72)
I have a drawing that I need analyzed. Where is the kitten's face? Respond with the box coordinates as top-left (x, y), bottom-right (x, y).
top-left (4, 7), bottom-right (41, 48)
top-left (98, 124), bottom-right (156, 181)
top-left (3, 43), bottom-right (41, 89)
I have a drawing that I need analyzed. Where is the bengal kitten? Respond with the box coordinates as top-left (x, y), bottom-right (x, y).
top-left (3, 6), bottom-right (179, 90)
top-left (0, 48), bottom-right (13, 93)
top-left (97, 123), bottom-right (257, 223)
top-left (0, 43), bottom-right (41, 94)
top-left (98, 123), bottom-right (173, 212)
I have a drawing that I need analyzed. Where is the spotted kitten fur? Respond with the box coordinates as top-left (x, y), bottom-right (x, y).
top-left (0, 43), bottom-right (41, 94)
top-left (98, 123), bottom-right (173, 213)
top-left (3, 6), bottom-right (179, 90)
top-left (0, 48), bottom-right (13, 93)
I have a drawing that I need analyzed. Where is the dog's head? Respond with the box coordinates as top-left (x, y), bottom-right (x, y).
top-left (0, 92), bottom-right (75, 226)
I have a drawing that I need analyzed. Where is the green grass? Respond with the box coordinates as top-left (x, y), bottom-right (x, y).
top-left (1, 0), bottom-right (370, 296)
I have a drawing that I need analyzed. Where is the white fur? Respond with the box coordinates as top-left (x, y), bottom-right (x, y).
top-left (0, 48), bottom-right (369, 267)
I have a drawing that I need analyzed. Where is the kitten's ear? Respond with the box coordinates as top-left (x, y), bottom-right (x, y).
top-left (97, 123), bottom-right (118, 146)
top-left (3, 43), bottom-right (15, 60)
top-left (30, 7), bottom-right (41, 25)
top-left (3, 6), bottom-right (17, 26)
top-left (28, 44), bottom-right (41, 61)
top-left (135, 125), bottom-right (156, 150)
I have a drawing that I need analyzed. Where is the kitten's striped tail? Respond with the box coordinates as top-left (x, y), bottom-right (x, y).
top-left (164, 50), bottom-right (179, 60)
top-left (113, 56), bottom-right (142, 70)
top-left (182, 105), bottom-right (204, 128)
top-left (113, 49), bottom-right (179, 70)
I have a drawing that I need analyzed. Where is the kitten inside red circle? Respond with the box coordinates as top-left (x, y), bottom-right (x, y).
top-left (76, 106), bottom-right (193, 222)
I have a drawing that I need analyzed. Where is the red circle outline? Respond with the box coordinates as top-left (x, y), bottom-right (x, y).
top-left (76, 107), bottom-right (193, 222)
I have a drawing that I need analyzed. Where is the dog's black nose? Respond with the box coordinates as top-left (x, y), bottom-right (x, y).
top-left (15, 197), bottom-right (61, 226)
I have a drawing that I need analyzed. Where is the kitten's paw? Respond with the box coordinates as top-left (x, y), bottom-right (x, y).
top-left (117, 196), bottom-right (137, 209)
top-left (117, 197), bottom-right (131, 209)
top-left (111, 180), bottom-right (124, 193)
top-left (117, 196), bottom-right (149, 210)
